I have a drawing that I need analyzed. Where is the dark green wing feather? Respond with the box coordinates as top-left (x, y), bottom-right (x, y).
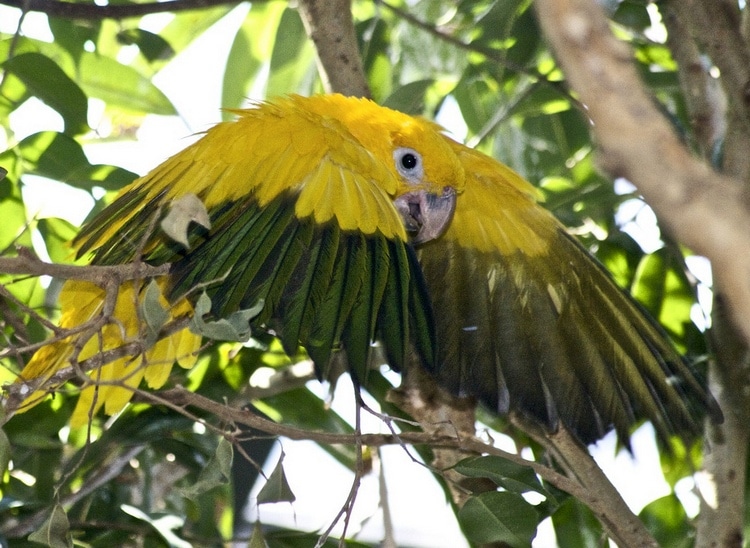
top-left (423, 140), bottom-right (720, 445)
top-left (80, 186), bottom-right (432, 384)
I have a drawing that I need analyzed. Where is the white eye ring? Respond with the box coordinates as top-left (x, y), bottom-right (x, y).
top-left (393, 147), bottom-right (424, 183)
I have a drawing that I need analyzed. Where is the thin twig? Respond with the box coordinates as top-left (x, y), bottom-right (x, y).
top-left (315, 388), bottom-right (365, 547)
top-left (0, 250), bottom-right (170, 283)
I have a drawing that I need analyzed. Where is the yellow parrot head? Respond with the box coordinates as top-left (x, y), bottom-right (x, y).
top-left (389, 121), bottom-right (466, 244)
top-left (303, 94), bottom-right (466, 244)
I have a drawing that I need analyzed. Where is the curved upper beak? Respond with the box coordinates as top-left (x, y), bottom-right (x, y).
top-left (394, 186), bottom-right (457, 245)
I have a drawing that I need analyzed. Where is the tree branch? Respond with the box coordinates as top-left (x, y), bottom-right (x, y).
top-left (296, 0), bottom-right (370, 98)
top-left (662, 3), bottom-right (727, 156)
top-left (668, 0), bottom-right (750, 136)
top-left (148, 387), bottom-right (584, 496)
top-left (513, 414), bottom-right (657, 547)
top-left (0, 249), bottom-right (169, 283)
top-left (659, 4), bottom-right (750, 546)
top-left (142, 384), bottom-right (665, 541)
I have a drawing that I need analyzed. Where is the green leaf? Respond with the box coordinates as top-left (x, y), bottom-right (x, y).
top-left (116, 28), bottom-right (175, 63)
top-left (178, 436), bottom-right (233, 499)
top-left (639, 494), bottom-right (692, 548)
top-left (551, 497), bottom-right (603, 547)
top-left (36, 217), bottom-right (79, 263)
top-left (454, 455), bottom-right (551, 499)
top-left (48, 18), bottom-right (100, 64)
top-left (613, 0), bottom-right (652, 31)
top-left (383, 80), bottom-right (435, 114)
top-left (190, 292), bottom-right (264, 341)
top-left (458, 491), bottom-right (538, 546)
top-left (78, 52), bottom-right (176, 115)
top-left (79, 163), bottom-right (139, 192)
top-left (631, 248), bottom-right (695, 342)
top-left (17, 131), bottom-right (90, 182)
top-left (0, 177), bottom-right (31, 251)
top-left (0, 416), bottom-right (10, 478)
top-left (28, 504), bottom-right (73, 548)
top-left (453, 69), bottom-right (502, 135)
top-left (249, 520), bottom-right (269, 548)
top-left (223, 2), bottom-right (286, 112)
top-left (141, 279), bottom-right (170, 341)
top-left (3, 52), bottom-right (89, 135)
top-left (158, 6), bottom-right (233, 54)
top-left (257, 452), bottom-right (296, 504)
top-left (267, 8), bottom-right (315, 96)
top-left (358, 18), bottom-right (392, 102)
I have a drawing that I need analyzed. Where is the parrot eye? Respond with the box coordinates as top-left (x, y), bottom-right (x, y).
top-left (394, 147), bottom-right (424, 182)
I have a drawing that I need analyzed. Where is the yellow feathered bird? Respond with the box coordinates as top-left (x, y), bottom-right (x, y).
top-left (17, 94), bottom-right (719, 442)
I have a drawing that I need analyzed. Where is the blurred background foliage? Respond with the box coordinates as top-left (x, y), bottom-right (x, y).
top-left (0, 0), bottom-right (717, 546)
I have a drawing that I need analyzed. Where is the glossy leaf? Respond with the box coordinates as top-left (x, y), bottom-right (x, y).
top-left (257, 452), bottom-right (296, 504)
top-left (267, 8), bottom-right (316, 97)
top-left (178, 436), bottom-right (234, 499)
top-left (3, 52), bottom-right (88, 135)
top-left (458, 491), bottom-right (538, 546)
top-left (36, 217), bottom-right (80, 263)
top-left (117, 28), bottom-right (175, 63)
top-left (48, 18), bottom-right (100, 64)
top-left (0, 177), bottom-right (30, 251)
top-left (639, 494), bottom-right (693, 548)
top-left (28, 504), bottom-right (73, 548)
top-left (631, 248), bottom-right (696, 342)
top-left (454, 455), bottom-right (551, 499)
top-left (383, 79), bottom-right (435, 114)
top-left (17, 131), bottom-right (90, 182)
top-left (78, 53), bottom-right (176, 115)
top-left (223, 2), bottom-right (286, 112)
top-left (551, 497), bottom-right (604, 547)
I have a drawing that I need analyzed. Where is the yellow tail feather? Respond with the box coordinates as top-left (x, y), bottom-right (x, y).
top-left (17, 278), bottom-right (201, 425)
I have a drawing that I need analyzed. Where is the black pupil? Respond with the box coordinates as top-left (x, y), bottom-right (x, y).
top-left (401, 152), bottom-right (418, 170)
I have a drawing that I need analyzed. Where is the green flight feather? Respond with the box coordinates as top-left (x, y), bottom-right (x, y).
top-left (418, 227), bottom-right (716, 445)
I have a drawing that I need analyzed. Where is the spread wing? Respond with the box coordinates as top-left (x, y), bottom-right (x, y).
top-left (418, 140), bottom-right (718, 444)
top-left (74, 98), bottom-right (434, 382)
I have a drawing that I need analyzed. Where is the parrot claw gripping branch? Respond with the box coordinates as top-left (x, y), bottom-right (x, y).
top-left (12, 94), bottom-right (721, 445)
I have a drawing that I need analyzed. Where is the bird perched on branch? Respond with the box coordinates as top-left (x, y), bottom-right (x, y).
top-left (16, 94), bottom-right (720, 443)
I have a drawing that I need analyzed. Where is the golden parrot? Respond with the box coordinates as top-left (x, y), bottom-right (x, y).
top-left (16, 94), bottom-right (719, 443)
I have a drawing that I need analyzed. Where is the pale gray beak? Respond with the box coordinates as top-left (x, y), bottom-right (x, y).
top-left (394, 186), bottom-right (457, 245)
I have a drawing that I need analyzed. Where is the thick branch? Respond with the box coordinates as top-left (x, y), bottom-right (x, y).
top-left (296, 0), bottom-right (369, 98)
top-left (514, 415), bottom-right (657, 547)
top-left (667, 0), bottom-right (750, 134)
top-left (661, 4), bottom-right (750, 546)
top-left (662, 3), bottom-right (727, 156)
top-left (534, 0), bottom-right (750, 347)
